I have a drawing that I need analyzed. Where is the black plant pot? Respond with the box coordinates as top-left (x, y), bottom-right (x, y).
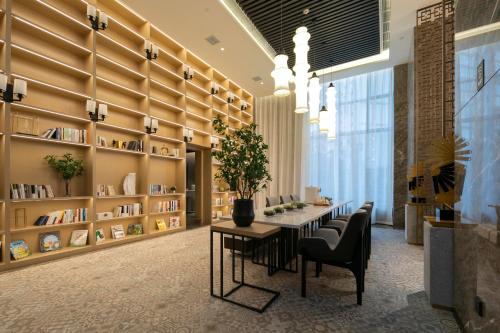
top-left (232, 199), bottom-right (255, 227)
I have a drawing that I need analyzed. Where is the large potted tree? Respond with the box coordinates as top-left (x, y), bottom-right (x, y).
top-left (212, 116), bottom-right (271, 227)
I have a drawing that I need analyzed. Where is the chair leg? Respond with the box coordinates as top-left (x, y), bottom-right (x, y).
top-left (355, 270), bottom-right (363, 305)
top-left (315, 261), bottom-right (321, 277)
top-left (301, 256), bottom-right (307, 297)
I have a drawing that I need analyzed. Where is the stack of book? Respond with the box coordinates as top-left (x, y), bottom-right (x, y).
top-left (33, 208), bottom-right (88, 226)
top-left (149, 184), bottom-right (171, 195)
top-left (113, 139), bottom-right (143, 152)
top-left (152, 200), bottom-right (179, 213)
top-left (10, 184), bottom-right (55, 199)
top-left (113, 203), bottom-right (142, 217)
top-left (96, 184), bottom-right (116, 196)
top-left (41, 128), bottom-right (87, 143)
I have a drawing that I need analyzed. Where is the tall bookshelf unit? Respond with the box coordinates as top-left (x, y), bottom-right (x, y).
top-left (0, 0), bottom-right (253, 271)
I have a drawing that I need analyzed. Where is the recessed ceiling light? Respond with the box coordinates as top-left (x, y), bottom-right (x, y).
top-left (220, 47), bottom-right (225, 51)
top-left (260, 81), bottom-right (264, 85)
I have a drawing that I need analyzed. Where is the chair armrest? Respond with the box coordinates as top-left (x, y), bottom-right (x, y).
top-left (298, 237), bottom-right (335, 261)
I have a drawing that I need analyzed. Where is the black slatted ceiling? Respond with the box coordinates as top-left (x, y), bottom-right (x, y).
top-left (236, 0), bottom-right (381, 72)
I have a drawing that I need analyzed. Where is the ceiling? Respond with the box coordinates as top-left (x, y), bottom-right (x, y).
top-left (235, 0), bottom-right (381, 72)
top-left (121, 0), bottom-right (441, 97)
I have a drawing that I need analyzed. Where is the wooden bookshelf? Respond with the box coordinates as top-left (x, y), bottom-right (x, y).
top-left (0, 0), bottom-right (253, 271)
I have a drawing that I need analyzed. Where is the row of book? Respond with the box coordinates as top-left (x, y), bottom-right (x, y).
top-left (113, 203), bottom-right (142, 217)
top-left (34, 208), bottom-right (88, 226)
top-left (149, 184), bottom-right (176, 195)
top-left (41, 128), bottom-right (88, 144)
top-left (152, 200), bottom-right (180, 213)
top-left (156, 217), bottom-right (180, 231)
top-left (96, 136), bottom-right (144, 152)
top-left (96, 184), bottom-right (116, 197)
top-left (10, 184), bottom-right (55, 199)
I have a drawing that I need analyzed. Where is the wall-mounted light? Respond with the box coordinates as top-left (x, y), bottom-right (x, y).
top-left (211, 136), bottom-right (219, 149)
top-left (227, 92), bottom-right (235, 104)
top-left (183, 65), bottom-right (194, 80)
top-left (144, 40), bottom-right (159, 60)
top-left (144, 116), bottom-right (158, 134)
top-left (240, 101), bottom-right (248, 111)
top-left (0, 74), bottom-right (27, 103)
top-left (86, 100), bottom-right (107, 122)
top-left (183, 128), bottom-right (194, 142)
top-left (211, 82), bottom-right (220, 95)
top-left (87, 5), bottom-right (108, 31)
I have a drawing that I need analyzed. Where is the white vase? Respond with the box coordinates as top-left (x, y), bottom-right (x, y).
top-left (123, 173), bottom-right (136, 195)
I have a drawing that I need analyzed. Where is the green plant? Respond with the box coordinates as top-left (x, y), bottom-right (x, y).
top-left (284, 204), bottom-right (294, 211)
top-left (263, 210), bottom-right (275, 216)
top-left (274, 207), bottom-right (284, 214)
top-left (296, 202), bottom-right (306, 209)
top-left (212, 116), bottom-right (272, 200)
top-left (44, 153), bottom-right (84, 180)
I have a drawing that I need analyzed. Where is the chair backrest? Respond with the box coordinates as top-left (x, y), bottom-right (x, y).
top-left (290, 194), bottom-right (300, 202)
top-left (361, 204), bottom-right (372, 224)
top-left (280, 195), bottom-right (292, 204)
top-left (266, 196), bottom-right (280, 207)
top-left (331, 210), bottom-right (368, 262)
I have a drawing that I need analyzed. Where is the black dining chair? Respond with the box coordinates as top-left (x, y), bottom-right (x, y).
top-left (298, 211), bottom-right (368, 305)
top-left (266, 196), bottom-right (280, 207)
top-left (290, 194), bottom-right (300, 202)
top-left (280, 195), bottom-right (292, 204)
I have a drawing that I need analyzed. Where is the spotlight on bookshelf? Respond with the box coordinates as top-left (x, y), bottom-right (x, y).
top-left (227, 92), bottom-right (235, 104)
top-left (144, 40), bottom-right (159, 60)
top-left (210, 136), bottom-right (219, 149)
top-left (211, 82), bottom-right (220, 95)
top-left (87, 4), bottom-right (108, 31)
top-left (240, 101), bottom-right (248, 111)
top-left (0, 74), bottom-right (27, 103)
top-left (86, 100), bottom-right (107, 122)
top-left (183, 128), bottom-right (194, 143)
top-left (183, 65), bottom-right (194, 80)
top-left (144, 116), bottom-right (159, 134)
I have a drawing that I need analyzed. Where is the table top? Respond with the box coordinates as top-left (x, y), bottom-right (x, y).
top-left (221, 200), bottom-right (352, 229)
top-left (211, 220), bottom-right (281, 239)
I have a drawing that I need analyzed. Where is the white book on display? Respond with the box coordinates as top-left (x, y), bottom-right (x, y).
top-left (123, 173), bottom-right (136, 195)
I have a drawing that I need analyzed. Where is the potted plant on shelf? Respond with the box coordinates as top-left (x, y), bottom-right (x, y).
top-left (212, 116), bottom-right (271, 227)
top-left (44, 153), bottom-right (84, 197)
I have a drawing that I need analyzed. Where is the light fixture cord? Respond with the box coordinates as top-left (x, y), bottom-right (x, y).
top-left (280, 0), bottom-right (283, 53)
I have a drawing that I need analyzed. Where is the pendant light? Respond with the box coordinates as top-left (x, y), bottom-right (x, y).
top-left (327, 70), bottom-right (337, 140)
top-left (319, 75), bottom-right (329, 132)
top-left (293, 25), bottom-right (310, 113)
top-left (271, 0), bottom-right (292, 97)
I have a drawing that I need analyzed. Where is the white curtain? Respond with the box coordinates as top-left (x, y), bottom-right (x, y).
top-left (254, 93), bottom-right (308, 209)
top-left (308, 68), bottom-right (394, 224)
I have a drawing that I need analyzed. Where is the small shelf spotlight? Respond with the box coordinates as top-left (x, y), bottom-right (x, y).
top-left (87, 4), bottom-right (108, 31)
top-left (144, 41), bottom-right (159, 60)
top-left (144, 116), bottom-right (158, 134)
top-left (86, 100), bottom-right (107, 122)
top-left (0, 74), bottom-right (27, 103)
top-left (210, 136), bottom-right (219, 149)
top-left (183, 65), bottom-right (194, 80)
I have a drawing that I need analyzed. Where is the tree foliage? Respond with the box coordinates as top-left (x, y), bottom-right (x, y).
top-left (44, 153), bottom-right (84, 180)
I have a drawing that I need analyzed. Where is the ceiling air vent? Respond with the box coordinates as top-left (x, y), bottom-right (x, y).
top-left (252, 76), bottom-right (262, 82)
top-left (205, 35), bottom-right (220, 45)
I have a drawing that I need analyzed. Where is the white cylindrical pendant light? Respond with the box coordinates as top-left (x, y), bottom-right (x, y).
top-left (327, 82), bottom-right (336, 139)
top-left (319, 105), bottom-right (329, 133)
top-left (293, 26), bottom-right (310, 113)
top-left (271, 54), bottom-right (292, 97)
top-left (308, 72), bottom-right (320, 123)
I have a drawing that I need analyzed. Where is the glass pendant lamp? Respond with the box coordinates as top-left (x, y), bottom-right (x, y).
top-left (293, 26), bottom-right (310, 113)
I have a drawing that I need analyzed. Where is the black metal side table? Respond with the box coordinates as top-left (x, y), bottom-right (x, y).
top-left (210, 221), bottom-right (281, 313)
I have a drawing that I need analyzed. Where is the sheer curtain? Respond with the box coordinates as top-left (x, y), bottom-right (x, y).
top-left (254, 93), bottom-right (308, 209)
top-left (308, 68), bottom-right (394, 224)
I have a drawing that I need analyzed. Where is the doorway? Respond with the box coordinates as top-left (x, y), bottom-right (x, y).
top-left (185, 144), bottom-right (212, 229)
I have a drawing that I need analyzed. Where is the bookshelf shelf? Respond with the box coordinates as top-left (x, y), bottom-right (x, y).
top-left (11, 103), bottom-right (90, 124)
top-left (96, 214), bottom-right (146, 223)
top-left (150, 134), bottom-right (183, 144)
top-left (157, 47), bottom-right (184, 66)
top-left (96, 32), bottom-right (145, 61)
top-left (96, 99), bottom-right (146, 118)
top-left (186, 111), bottom-right (211, 123)
top-left (186, 95), bottom-right (210, 110)
top-left (150, 153), bottom-right (184, 161)
top-left (150, 97), bottom-right (184, 113)
top-left (12, 74), bottom-right (91, 101)
top-left (150, 62), bottom-right (183, 81)
top-left (151, 116), bottom-right (183, 128)
top-left (96, 234), bottom-right (145, 246)
top-left (149, 210), bottom-right (183, 216)
top-left (212, 94), bottom-right (226, 105)
top-left (107, 16), bottom-right (145, 44)
top-left (96, 146), bottom-right (146, 155)
top-left (10, 221), bottom-right (90, 234)
top-left (149, 193), bottom-right (184, 197)
top-left (10, 246), bottom-right (91, 265)
top-left (186, 127), bottom-right (210, 136)
top-left (228, 115), bottom-right (241, 123)
top-left (96, 194), bottom-right (146, 200)
top-left (96, 76), bottom-right (146, 99)
top-left (150, 227), bottom-right (183, 236)
top-left (96, 122), bottom-right (144, 136)
top-left (241, 110), bottom-right (252, 118)
top-left (97, 53), bottom-right (146, 80)
top-left (212, 108), bottom-right (227, 117)
top-left (11, 196), bottom-right (92, 203)
top-left (32, 0), bottom-right (91, 33)
top-left (228, 104), bottom-right (240, 112)
top-left (150, 79), bottom-right (184, 97)
top-left (11, 134), bottom-right (91, 148)
top-left (186, 80), bottom-right (210, 96)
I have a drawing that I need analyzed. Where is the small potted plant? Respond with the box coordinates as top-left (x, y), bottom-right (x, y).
top-left (44, 153), bottom-right (84, 197)
top-left (263, 209), bottom-right (275, 217)
top-left (284, 204), bottom-right (294, 211)
top-left (212, 116), bottom-right (271, 227)
top-left (296, 202), bottom-right (306, 209)
top-left (274, 206), bottom-right (284, 214)
top-left (170, 186), bottom-right (177, 193)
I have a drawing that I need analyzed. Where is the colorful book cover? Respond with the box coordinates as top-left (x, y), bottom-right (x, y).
top-left (96, 228), bottom-right (106, 244)
top-left (70, 230), bottom-right (88, 247)
top-left (111, 225), bottom-right (125, 239)
top-left (156, 219), bottom-right (167, 231)
top-left (10, 240), bottom-right (31, 260)
top-left (169, 216), bottom-right (180, 229)
top-left (127, 223), bottom-right (143, 235)
top-left (39, 232), bottom-right (61, 253)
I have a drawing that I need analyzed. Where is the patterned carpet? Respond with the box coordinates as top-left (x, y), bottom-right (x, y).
top-left (0, 226), bottom-right (460, 333)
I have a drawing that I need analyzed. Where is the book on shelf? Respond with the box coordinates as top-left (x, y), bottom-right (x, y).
top-left (127, 223), bottom-right (143, 235)
top-left (10, 240), bottom-right (31, 260)
top-left (152, 200), bottom-right (179, 213)
top-left (33, 208), bottom-right (88, 226)
top-left (214, 197), bottom-right (223, 206)
top-left (39, 232), bottom-right (61, 253)
top-left (70, 230), bottom-right (88, 247)
top-left (41, 128), bottom-right (87, 144)
top-left (111, 225), bottom-right (125, 239)
top-left (112, 203), bottom-right (142, 217)
top-left (97, 137), bottom-right (144, 152)
top-left (149, 184), bottom-right (177, 195)
top-left (96, 228), bottom-right (106, 244)
top-left (169, 216), bottom-right (180, 229)
top-left (10, 184), bottom-right (54, 199)
top-left (96, 184), bottom-right (116, 197)
top-left (156, 219), bottom-right (167, 231)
